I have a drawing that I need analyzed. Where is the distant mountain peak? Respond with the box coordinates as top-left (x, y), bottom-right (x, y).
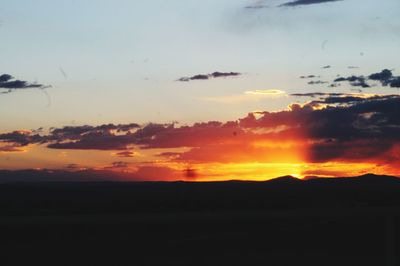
top-left (355, 173), bottom-right (400, 181)
top-left (268, 175), bottom-right (303, 183)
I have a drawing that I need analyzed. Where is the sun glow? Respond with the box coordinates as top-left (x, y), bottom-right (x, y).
top-left (184, 162), bottom-right (304, 181)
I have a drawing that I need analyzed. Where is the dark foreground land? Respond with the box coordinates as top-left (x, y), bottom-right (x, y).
top-left (1, 173), bottom-right (400, 266)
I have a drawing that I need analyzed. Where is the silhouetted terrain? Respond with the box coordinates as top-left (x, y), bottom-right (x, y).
top-left (1, 172), bottom-right (400, 265)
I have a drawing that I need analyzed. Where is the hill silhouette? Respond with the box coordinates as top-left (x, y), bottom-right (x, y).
top-left (1, 171), bottom-right (399, 266)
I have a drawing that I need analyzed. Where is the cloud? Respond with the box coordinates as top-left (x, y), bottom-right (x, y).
top-left (291, 92), bottom-right (399, 103)
top-left (104, 161), bottom-right (130, 170)
top-left (326, 69), bottom-right (400, 89)
top-left (2, 94), bottom-right (400, 169)
top-left (368, 69), bottom-right (393, 83)
top-left (49, 123), bottom-right (140, 138)
top-left (333, 75), bottom-right (370, 88)
top-left (0, 130), bottom-right (43, 146)
top-left (245, 0), bottom-right (269, 9)
top-left (0, 144), bottom-right (24, 153)
top-left (0, 123), bottom-right (139, 151)
top-left (236, 95), bottom-right (400, 163)
top-left (115, 151), bottom-right (135, 158)
top-left (211, 72), bottom-right (241, 78)
top-left (367, 69), bottom-right (400, 88)
top-left (44, 123), bottom-right (141, 150)
top-left (390, 77), bottom-right (400, 88)
top-left (47, 132), bottom-right (135, 150)
top-left (244, 89), bottom-right (286, 95)
top-left (42, 122), bottom-right (177, 150)
top-left (202, 89), bottom-right (287, 103)
top-left (103, 94), bottom-right (400, 164)
top-left (0, 74), bottom-right (50, 94)
top-left (307, 80), bottom-right (328, 85)
top-left (291, 92), bottom-right (347, 97)
top-left (280, 0), bottom-right (342, 7)
top-left (177, 72), bottom-right (241, 82)
top-left (300, 75), bottom-right (319, 79)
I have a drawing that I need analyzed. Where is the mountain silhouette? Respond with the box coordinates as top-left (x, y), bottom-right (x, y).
top-left (266, 175), bottom-right (303, 183)
top-left (1, 171), bottom-right (400, 266)
top-left (1, 169), bottom-right (397, 184)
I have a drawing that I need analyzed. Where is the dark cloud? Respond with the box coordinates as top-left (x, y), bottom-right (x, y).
top-left (0, 130), bottom-right (43, 146)
top-left (322, 65), bottom-right (331, 69)
top-left (211, 72), bottom-right (241, 78)
top-left (118, 95), bottom-right (400, 163)
top-left (0, 123), bottom-right (139, 151)
top-left (290, 93), bottom-right (399, 107)
top-left (0, 144), bottom-right (23, 152)
top-left (105, 161), bottom-right (130, 169)
top-left (0, 74), bottom-right (12, 82)
top-left (47, 132), bottom-right (134, 150)
top-left (368, 69), bottom-right (393, 83)
top-left (334, 75), bottom-right (370, 88)
top-left (307, 80), bottom-right (328, 85)
top-left (328, 83), bottom-right (341, 88)
top-left (49, 123), bottom-right (140, 139)
top-left (0, 74), bottom-right (50, 94)
top-left (333, 69), bottom-right (400, 88)
top-left (304, 96), bottom-right (365, 105)
top-left (177, 72), bottom-right (241, 82)
top-left (177, 75), bottom-right (208, 82)
top-left (240, 96), bottom-right (400, 163)
top-left (367, 69), bottom-right (400, 88)
top-left (390, 77), bottom-right (400, 88)
top-left (300, 75), bottom-right (319, 79)
top-left (280, 0), bottom-right (342, 7)
top-left (2, 94), bottom-right (400, 166)
top-left (115, 151), bottom-right (135, 158)
top-left (46, 123), bottom-right (176, 150)
top-left (47, 123), bottom-right (140, 144)
top-left (291, 92), bottom-right (347, 97)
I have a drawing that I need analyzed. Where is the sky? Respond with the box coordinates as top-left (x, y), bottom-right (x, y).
top-left (1, 0), bottom-right (400, 181)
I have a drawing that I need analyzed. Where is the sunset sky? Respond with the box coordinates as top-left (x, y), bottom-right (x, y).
top-left (1, 0), bottom-right (400, 181)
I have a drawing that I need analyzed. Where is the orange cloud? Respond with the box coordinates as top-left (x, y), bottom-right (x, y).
top-left (1, 94), bottom-right (400, 180)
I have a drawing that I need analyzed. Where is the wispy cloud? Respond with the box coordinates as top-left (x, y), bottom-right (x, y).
top-left (114, 151), bottom-right (135, 158)
top-left (244, 89), bottom-right (286, 95)
top-left (280, 0), bottom-right (342, 7)
top-left (245, 0), bottom-right (269, 9)
top-left (0, 74), bottom-right (50, 94)
top-left (177, 72), bottom-right (241, 82)
top-left (202, 89), bottom-right (287, 103)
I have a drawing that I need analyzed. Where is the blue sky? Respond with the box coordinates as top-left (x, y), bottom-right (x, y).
top-left (1, 0), bottom-right (399, 131)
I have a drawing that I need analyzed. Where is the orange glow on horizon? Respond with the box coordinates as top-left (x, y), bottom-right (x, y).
top-left (1, 131), bottom-right (399, 181)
